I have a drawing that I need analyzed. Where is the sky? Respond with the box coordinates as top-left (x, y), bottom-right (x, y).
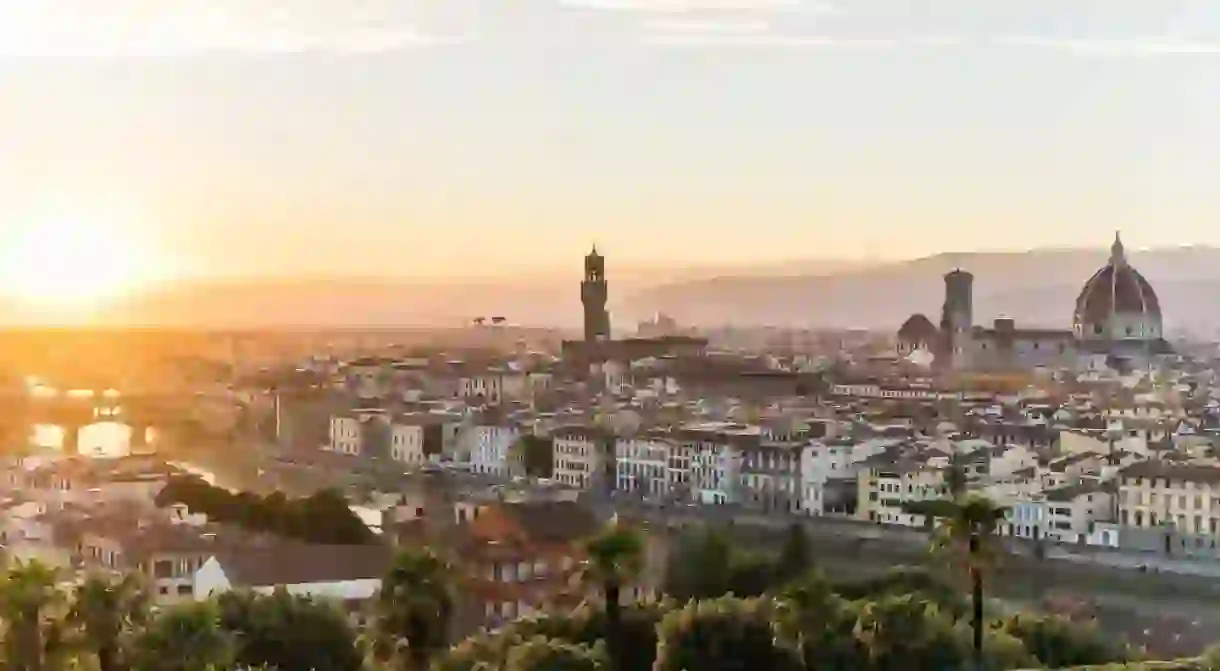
top-left (2, 0), bottom-right (1220, 280)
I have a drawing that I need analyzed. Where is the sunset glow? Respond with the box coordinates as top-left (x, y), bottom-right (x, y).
top-left (0, 217), bottom-right (165, 307)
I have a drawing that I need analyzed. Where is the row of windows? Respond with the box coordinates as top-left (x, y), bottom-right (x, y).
top-left (1123, 492), bottom-right (1220, 510)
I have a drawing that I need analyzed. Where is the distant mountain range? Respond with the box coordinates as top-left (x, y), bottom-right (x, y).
top-left (7, 247), bottom-right (1219, 335)
top-left (623, 246), bottom-right (1220, 335)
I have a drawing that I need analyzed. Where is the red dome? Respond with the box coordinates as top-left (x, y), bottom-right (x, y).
top-left (898, 313), bottom-right (938, 343)
top-left (1073, 233), bottom-right (1161, 336)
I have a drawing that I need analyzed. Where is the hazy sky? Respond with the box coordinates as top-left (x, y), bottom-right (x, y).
top-left (2, 0), bottom-right (1220, 279)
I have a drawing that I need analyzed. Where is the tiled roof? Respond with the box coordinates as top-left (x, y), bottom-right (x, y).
top-left (216, 541), bottom-right (393, 587)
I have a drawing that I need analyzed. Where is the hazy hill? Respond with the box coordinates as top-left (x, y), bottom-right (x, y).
top-left (623, 246), bottom-right (1220, 334)
top-left (6, 248), bottom-right (1217, 334)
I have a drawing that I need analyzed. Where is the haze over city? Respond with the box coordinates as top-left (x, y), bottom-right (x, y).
top-left (4, 0), bottom-right (1220, 308)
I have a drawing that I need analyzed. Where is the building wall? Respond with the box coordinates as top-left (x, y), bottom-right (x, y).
top-left (615, 437), bottom-right (669, 499)
top-left (329, 416), bottom-right (362, 455)
top-left (193, 558), bottom-right (381, 601)
top-left (390, 424), bottom-right (427, 466)
top-left (553, 436), bottom-right (599, 489)
top-left (470, 425), bottom-right (520, 477)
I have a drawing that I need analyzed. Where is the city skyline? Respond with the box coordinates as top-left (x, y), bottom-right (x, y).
top-left (3, 0), bottom-right (1220, 298)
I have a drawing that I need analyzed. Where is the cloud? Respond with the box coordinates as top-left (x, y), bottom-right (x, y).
top-left (640, 18), bottom-right (773, 34)
top-left (0, 0), bottom-right (477, 58)
top-left (642, 33), bottom-right (901, 48)
top-left (996, 36), bottom-right (1220, 56)
top-left (563, 0), bottom-right (831, 14)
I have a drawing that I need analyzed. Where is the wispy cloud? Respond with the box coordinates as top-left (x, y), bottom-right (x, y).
top-left (996, 36), bottom-right (1220, 56)
top-left (563, 0), bottom-right (830, 14)
top-left (0, 0), bottom-right (477, 58)
top-left (640, 18), bottom-right (773, 35)
top-left (643, 33), bottom-right (901, 48)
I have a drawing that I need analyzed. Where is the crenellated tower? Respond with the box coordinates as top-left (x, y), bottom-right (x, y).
top-left (581, 246), bottom-right (611, 342)
top-left (939, 269), bottom-right (974, 369)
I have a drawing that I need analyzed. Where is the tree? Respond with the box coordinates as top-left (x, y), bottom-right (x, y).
top-left (374, 548), bottom-right (454, 671)
top-left (853, 594), bottom-right (966, 671)
top-left (581, 520), bottom-right (644, 671)
top-left (773, 523), bottom-right (811, 586)
top-left (434, 602), bottom-right (668, 671)
top-left (156, 476), bottom-right (374, 545)
top-left (216, 589), bottom-right (364, 671)
top-left (505, 636), bottom-right (607, 671)
top-left (68, 572), bottom-right (150, 671)
top-left (0, 559), bottom-right (67, 671)
top-left (1001, 613), bottom-right (1125, 668)
top-left (774, 571), bottom-right (854, 669)
top-left (653, 597), bottom-right (800, 671)
top-left (129, 600), bottom-right (235, 671)
top-left (930, 494), bottom-right (1008, 671)
top-left (663, 528), bottom-right (733, 601)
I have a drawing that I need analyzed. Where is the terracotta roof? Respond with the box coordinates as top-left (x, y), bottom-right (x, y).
top-left (215, 541), bottom-right (394, 587)
top-left (1074, 239), bottom-right (1161, 328)
top-left (898, 314), bottom-right (938, 342)
top-left (498, 501), bottom-right (601, 544)
top-left (1120, 461), bottom-right (1220, 484)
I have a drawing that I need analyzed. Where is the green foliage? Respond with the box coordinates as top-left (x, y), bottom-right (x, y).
top-left (435, 603), bottom-right (668, 671)
top-left (373, 548), bottom-right (453, 671)
top-left (0, 559), bottom-right (69, 671)
top-left (653, 597), bottom-right (802, 671)
top-left (1002, 613), bottom-right (1127, 668)
top-left (503, 636), bottom-right (607, 671)
top-left (832, 567), bottom-right (967, 619)
top-left (852, 594), bottom-right (969, 670)
top-left (581, 521), bottom-right (645, 671)
top-left (216, 589), bottom-right (364, 671)
top-left (68, 572), bottom-right (150, 671)
top-left (129, 600), bottom-right (236, 671)
top-left (663, 527), bottom-right (792, 601)
top-left (773, 523), bottom-right (812, 585)
top-left (155, 475), bottom-right (375, 545)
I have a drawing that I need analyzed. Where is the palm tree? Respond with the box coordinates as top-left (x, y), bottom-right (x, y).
top-left (581, 519), bottom-right (644, 671)
top-left (68, 572), bottom-right (150, 671)
top-left (930, 494), bottom-right (1007, 671)
top-left (0, 559), bottom-right (67, 671)
top-left (374, 548), bottom-right (454, 671)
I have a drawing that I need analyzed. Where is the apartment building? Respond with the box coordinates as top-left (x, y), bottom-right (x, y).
top-left (552, 426), bottom-right (604, 490)
top-left (1118, 461), bottom-right (1220, 547)
top-left (1042, 482), bottom-right (1115, 544)
top-left (674, 424), bottom-right (747, 505)
top-left (389, 421), bottom-right (428, 467)
top-left (738, 441), bottom-right (800, 514)
top-left (466, 423), bottom-right (522, 478)
top-left (856, 455), bottom-right (948, 527)
top-left (800, 437), bottom-right (861, 516)
top-left (448, 501), bottom-right (600, 635)
top-left (614, 434), bottom-right (671, 500)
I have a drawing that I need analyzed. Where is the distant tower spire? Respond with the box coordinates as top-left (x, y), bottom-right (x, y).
top-left (1110, 230), bottom-right (1126, 266)
top-left (582, 245), bottom-right (610, 342)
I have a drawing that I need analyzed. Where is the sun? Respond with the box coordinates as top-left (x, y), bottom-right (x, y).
top-left (0, 218), bottom-right (164, 307)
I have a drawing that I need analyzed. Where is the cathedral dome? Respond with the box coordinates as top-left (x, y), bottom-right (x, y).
top-left (1073, 232), bottom-right (1162, 342)
top-left (898, 313), bottom-right (938, 344)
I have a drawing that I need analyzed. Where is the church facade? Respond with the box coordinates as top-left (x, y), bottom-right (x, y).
top-left (898, 233), bottom-right (1171, 372)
